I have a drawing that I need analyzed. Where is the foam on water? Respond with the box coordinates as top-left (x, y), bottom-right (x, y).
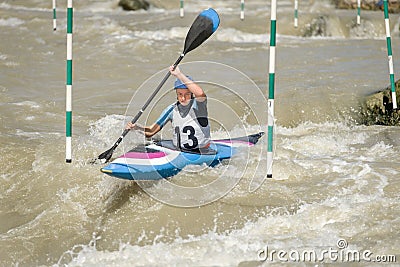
top-left (2, 0), bottom-right (400, 265)
top-left (52, 121), bottom-right (400, 266)
top-left (216, 28), bottom-right (269, 44)
top-left (0, 3), bottom-right (49, 12)
top-left (0, 17), bottom-right (24, 27)
top-left (64, 186), bottom-right (398, 266)
top-left (132, 27), bottom-right (188, 42)
top-left (12, 100), bottom-right (41, 109)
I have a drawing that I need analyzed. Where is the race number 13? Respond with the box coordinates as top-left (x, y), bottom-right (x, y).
top-left (175, 126), bottom-right (198, 149)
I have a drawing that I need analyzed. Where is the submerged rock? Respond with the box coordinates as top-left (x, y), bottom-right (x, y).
top-left (118, 0), bottom-right (178, 10)
top-left (362, 81), bottom-right (400, 125)
top-left (332, 0), bottom-right (400, 13)
top-left (303, 16), bottom-right (328, 37)
top-left (118, 0), bottom-right (150, 11)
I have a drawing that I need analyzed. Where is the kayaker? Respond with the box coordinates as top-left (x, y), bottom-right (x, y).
top-left (125, 65), bottom-right (211, 150)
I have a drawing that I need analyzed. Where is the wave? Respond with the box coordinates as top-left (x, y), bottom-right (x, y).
top-left (96, 21), bottom-right (389, 46)
top-left (2, 0), bottom-right (391, 41)
top-left (216, 28), bottom-right (269, 44)
top-left (0, 2), bottom-right (49, 12)
top-left (2, 109), bottom-right (398, 266)
top-left (58, 120), bottom-right (399, 266)
top-left (0, 1), bottom-right (121, 13)
top-left (0, 17), bottom-right (24, 27)
top-left (131, 27), bottom-right (269, 44)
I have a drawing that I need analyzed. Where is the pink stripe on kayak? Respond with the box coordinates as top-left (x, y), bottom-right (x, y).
top-left (122, 151), bottom-right (167, 159)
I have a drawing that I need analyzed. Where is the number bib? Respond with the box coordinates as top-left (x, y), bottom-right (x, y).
top-left (172, 102), bottom-right (210, 150)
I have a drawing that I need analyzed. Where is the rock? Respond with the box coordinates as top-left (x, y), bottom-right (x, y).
top-left (118, 0), bottom-right (150, 11)
top-left (303, 16), bottom-right (328, 37)
top-left (362, 81), bottom-right (400, 125)
top-left (331, 0), bottom-right (400, 13)
top-left (118, 0), bottom-right (178, 10)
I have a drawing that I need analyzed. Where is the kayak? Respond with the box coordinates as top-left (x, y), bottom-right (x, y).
top-left (100, 132), bottom-right (264, 180)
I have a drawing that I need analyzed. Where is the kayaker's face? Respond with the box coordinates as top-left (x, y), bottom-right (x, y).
top-left (176, 89), bottom-right (192, 105)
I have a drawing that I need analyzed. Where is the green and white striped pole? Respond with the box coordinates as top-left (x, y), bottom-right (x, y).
top-left (357, 0), bottom-right (361, 25)
top-left (294, 0), bottom-right (298, 28)
top-left (180, 0), bottom-right (184, 18)
top-left (267, 0), bottom-right (277, 179)
top-left (240, 0), bottom-right (245, 20)
top-left (383, 0), bottom-right (397, 109)
top-left (66, 0), bottom-right (73, 163)
top-left (52, 0), bottom-right (56, 31)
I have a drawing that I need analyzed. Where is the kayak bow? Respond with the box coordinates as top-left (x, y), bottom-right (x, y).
top-left (101, 132), bottom-right (264, 180)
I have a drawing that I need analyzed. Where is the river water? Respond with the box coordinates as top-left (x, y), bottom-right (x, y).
top-left (1, 0), bottom-right (399, 266)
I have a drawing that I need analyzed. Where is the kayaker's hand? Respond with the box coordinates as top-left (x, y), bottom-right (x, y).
top-left (125, 122), bottom-right (136, 130)
top-left (169, 65), bottom-right (181, 77)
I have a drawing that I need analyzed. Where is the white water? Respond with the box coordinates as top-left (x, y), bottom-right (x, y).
top-left (1, 0), bottom-right (399, 266)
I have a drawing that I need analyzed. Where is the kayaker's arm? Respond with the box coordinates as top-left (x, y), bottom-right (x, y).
top-left (169, 66), bottom-right (206, 101)
top-left (126, 122), bottom-right (161, 138)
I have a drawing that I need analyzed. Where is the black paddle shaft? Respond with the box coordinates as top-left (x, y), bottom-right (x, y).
top-left (115, 55), bottom-right (184, 145)
top-left (95, 56), bottom-right (183, 163)
top-left (95, 8), bottom-right (219, 163)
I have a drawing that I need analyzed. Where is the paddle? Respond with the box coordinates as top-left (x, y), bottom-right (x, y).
top-left (93, 8), bottom-right (220, 164)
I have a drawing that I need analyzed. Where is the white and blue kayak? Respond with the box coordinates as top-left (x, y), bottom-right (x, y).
top-left (101, 132), bottom-right (264, 180)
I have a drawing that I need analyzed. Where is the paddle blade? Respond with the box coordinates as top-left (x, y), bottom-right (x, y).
top-left (96, 147), bottom-right (114, 164)
top-left (183, 8), bottom-right (220, 54)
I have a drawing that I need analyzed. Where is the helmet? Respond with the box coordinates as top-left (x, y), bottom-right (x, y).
top-left (174, 75), bottom-right (193, 89)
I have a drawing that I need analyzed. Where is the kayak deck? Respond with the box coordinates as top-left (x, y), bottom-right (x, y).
top-left (101, 132), bottom-right (264, 180)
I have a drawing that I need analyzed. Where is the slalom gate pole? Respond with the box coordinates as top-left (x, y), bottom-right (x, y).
top-left (66, 0), bottom-right (73, 163)
top-left (180, 0), bottom-right (184, 18)
top-left (267, 0), bottom-right (277, 178)
top-left (383, 0), bottom-right (397, 109)
top-left (52, 0), bottom-right (57, 30)
top-left (241, 0), bottom-right (245, 20)
top-left (294, 0), bottom-right (298, 28)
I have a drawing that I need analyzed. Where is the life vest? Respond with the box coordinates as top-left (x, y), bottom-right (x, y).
top-left (171, 101), bottom-right (210, 150)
